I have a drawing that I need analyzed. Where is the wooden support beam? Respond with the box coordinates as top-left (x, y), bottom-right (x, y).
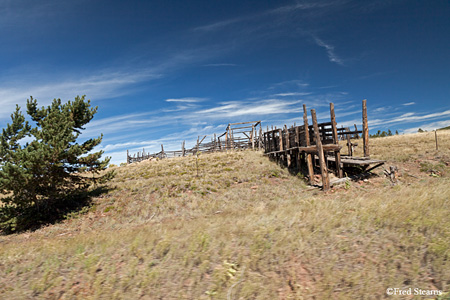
top-left (346, 128), bottom-right (353, 156)
top-left (285, 125), bottom-right (291, 167)
top-left (230, 128), bottom-right (234, 149)
top-left (278, 129), bottom-right (283, 162)
top-left (330, 103), bottom-right (343, 178)
top-left (311, 109), bottom-right (330, 191)
top-left (354, 124), bottom-right (359, 139)
top-left (272, 131), bottom-right (277, 154)
top-left (182, 141), bottom-right (185, 156)
top-left (259, 124), bottom-right (262, 150)
top-left (295, 126), bottom-right (300, 169)
top-left (303, 104), bottom-right (314, 184)
top-left (362, 99), bottom-right (370, 157)
top-left (127, 149), bottom-right (130, 164)
top-left (251, 125), bottom-right (255, 150)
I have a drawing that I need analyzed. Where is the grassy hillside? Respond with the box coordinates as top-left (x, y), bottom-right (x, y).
top-left (1, 130), bottom-right (450, 299)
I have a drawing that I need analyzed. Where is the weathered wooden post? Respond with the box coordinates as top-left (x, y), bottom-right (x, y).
top-left (295, 126), bottom-right (300, 169)
top-left (330, 103), bottom-right (343, 178)
top-left (354, 124), bottom-right (359, 139)
top-left (311, 109), bottom-right (330, 191)
top-left (161, 144), bottom-right (165, 159)
top-left (230, 128), bottom-right (235, 149)
top-left (346, 128), bottom-right (352, 156)
top-left (251, 125), bottom-right (255, 150)
top-left (435, 130), bottom-right (439, 151)
top-left (303, 104), bottom-right (314, 184)
top-left (182, 140), bottom-right (185, 157)
top-left (127, 149), bottom-right (129, 164)
top-left (284, 125), bottom-right (291, 167)
top-left (214, 133), bottom-right (217, 152)
top-left (225, 127), bottom-right (229, 150)
top-left (278, 128), bottom-right (283, 162)
top-left (259, 124), bottom-right (262, 150)
top-left (362, 99), bottom-right (370, 157)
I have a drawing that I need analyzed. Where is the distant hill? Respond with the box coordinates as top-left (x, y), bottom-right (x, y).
top-left (438, 125), bottom-right (450, 130)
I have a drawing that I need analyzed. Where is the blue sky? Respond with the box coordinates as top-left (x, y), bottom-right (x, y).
top-left (1, 0), bottom-right (449, 165)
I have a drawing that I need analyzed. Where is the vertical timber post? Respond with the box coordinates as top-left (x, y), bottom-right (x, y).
top-left (259, 124), bottom-right (262, 150)
top-left (303, 104), bottom-right (314, 185)
top-left (285, 125), bottom-right (291, 167)
top-left (278, 129), bottom-right (283, 162)
top-left (182, 140), bottom-right (185, 157)
top-left (330, 103), bottom-right (343, 178)
top-left (435, 130), bottom-right (439, 151)
top-left (251, 125), bottom-right (255, 150)
top-left (127, 149), bottom-right (129, 164)
top-left (295, 126), bottom-right (300, 170)
top-left (354, 124), bottom-right (359, 139)
top-left (346, 128), bottom-right (352, 156)
top-left (225, 126), bottom-right (229, 150)
top-left (362, 99), bottom-right (370, 157)
top-left (311, 109), bottom-right (330, 191)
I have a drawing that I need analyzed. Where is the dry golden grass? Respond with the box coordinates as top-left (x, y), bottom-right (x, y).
top-left (0, 131), bottom-right (449, 299)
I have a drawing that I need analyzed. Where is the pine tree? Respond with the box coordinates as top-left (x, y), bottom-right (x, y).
top-left (0, 96), bottom-right (112, 231)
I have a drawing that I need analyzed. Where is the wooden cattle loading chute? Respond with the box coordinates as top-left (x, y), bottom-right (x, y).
top-left (127, 100), bottom-right (384, 191)
top-left (263, 100), bottom-right (384, 190)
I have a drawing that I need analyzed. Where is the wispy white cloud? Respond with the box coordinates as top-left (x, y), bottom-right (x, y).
top-left (402, 119), bottom-right (450, 134)
top-left (311, 35), bottom-right (344, 65)
top-left (402, 101), bottom-right (415, 106)
top-left (195, 99), bottom-right (303, 118)
top-left (165, 97), bottom-right (206, 103)
top-left (193, 1), bottom-right (338, 32)
top-left (268, 80), bottom-right (310, 90)
top-left (369, 110), bottom-right (450, 127)
top-left (272, 92), bottom-right (311, 97)
top-left (0, 70), bottom-right (161, 120)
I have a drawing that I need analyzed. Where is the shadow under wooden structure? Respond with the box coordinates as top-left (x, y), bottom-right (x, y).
top-left (263, 100), bottom-right (384, 191)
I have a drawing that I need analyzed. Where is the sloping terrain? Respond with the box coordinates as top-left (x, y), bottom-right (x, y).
top-left (1, 131), bottom-right (450, 299)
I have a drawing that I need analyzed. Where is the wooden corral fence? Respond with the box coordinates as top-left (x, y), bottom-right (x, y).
top-left (127, 121), bottom-right (263, 164)
top-left (127, 100), bottom-right (384, 190)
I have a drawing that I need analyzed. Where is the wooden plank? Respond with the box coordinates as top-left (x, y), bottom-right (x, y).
top-left (311, 109), bottom-right (330, 191)
top-left (327, 156), bottom-right (385, 165)
top-left (303, 104), bottom-right (314, 184)
top-left (362, 99), bottom-right (370, 157)
top-left (330, 103), bottom-right (343, 178)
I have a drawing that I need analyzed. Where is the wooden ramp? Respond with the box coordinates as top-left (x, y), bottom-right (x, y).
top-left (326, 156), bottom-right (385, 172)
